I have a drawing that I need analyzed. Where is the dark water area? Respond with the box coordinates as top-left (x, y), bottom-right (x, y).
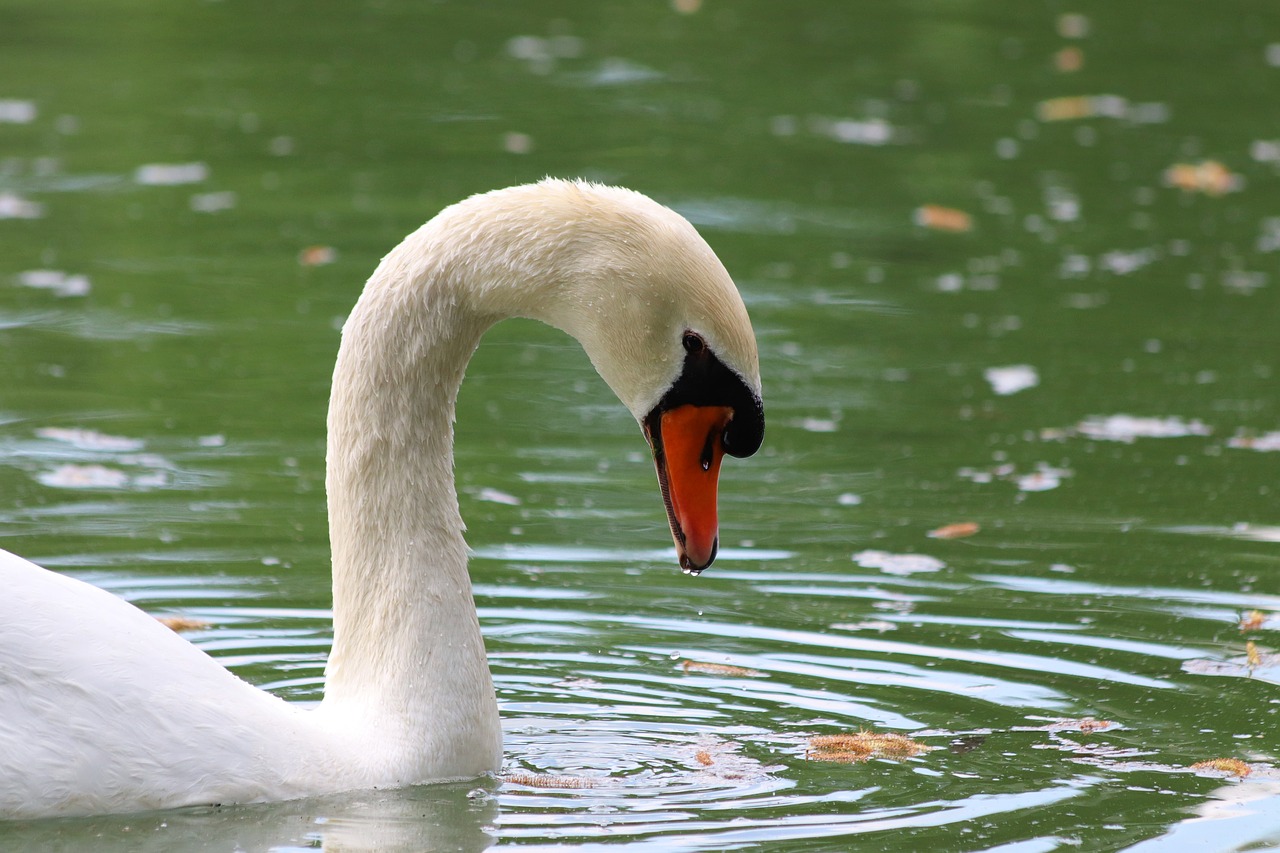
top-left (2, 1), bottom-right (1280, 849)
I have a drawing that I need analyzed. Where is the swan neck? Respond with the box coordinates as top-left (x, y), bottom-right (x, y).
top-left (321, 239), bottom-right (498, 754)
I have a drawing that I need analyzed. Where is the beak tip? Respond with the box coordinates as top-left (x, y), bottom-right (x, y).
top-left (678, 536), bottom-right (718, 576)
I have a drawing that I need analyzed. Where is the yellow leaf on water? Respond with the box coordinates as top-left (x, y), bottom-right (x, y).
top-left (1240, 610), bottom-right (1267, 632)
top-left (1036, 96), bottom-right (1095, 122)
top-left (928, 522), bottom-right (981, 540)
top-left (913, 205), bottom-right (973, 233)
top-left (156, 615), bottom-right (211, 633)
top-left (681, 660), bottom-right (766, 678)
top-left (1191, 758), bottom-right (1251, 778)
top-left (1162, 160), bottom-right (1241, 196)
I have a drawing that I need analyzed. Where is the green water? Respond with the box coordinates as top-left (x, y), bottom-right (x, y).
top-left (3, 1), bottom-right (1280, 850)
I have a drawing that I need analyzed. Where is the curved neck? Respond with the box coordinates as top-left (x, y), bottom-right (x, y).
top-left (320, 225), bottom-right (500, 749)
top-left (313, 180), bottom-right (715, 763)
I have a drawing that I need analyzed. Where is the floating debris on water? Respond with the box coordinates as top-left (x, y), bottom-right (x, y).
top-left (190, 191), bottom-right (237, 213)
top-left (501, 772), bottom-right (600, 789)
top-left (1163, 160), bottom-right (1243, 196)
top-left (1026, 717), bottom-right (1115, 733)
top-left (958, 461), bottom-right (1071, 493)
top-left (807, 731), bottom-right (930, 763)
top-left (810, 116), bottom-right (895, 146)
top-left (1044, 185), bottom-right (1081, 221)
top-left (795, 416), bottom-right (839, 433)
top-left (16, 269), bottom-right (90, 297)
top-left (1054, 45), bottom-right (1084, 73)
top-left (1075, 415), bottom-right (1212, 443)
top-left (1057, 13), bottom-right (1089, 38)
top-left (1059, 252), bottom-right (1091, 279)
top-left (569, 57), bottom-right (666, 87)
top-left (985, 364), bottom-right (1039, 395)
top-left (1016, 463), bottom-right (1070, 492)
top-left (1257, 217), bottom-right (1280, 253)
top-left (1253, 139), bottom-right (1280, 165)
top-left (928, 522), bottom-right (980, 540)
top-left (135, 162), bottom-right (209, 186)
top-left (475, 487), bottom-right (522, 506)
top-left (0, 99), bottom-right (37, 124)
top-left (37, 463), bottom-right (130, 489)
top-left (298, 245), bottom-right (338, 267)
top-left (1190, 758), bottom-right (1251, 778)
top-left (1056, 748), bottom-right (1158, 767)
top-left (156, 615), bottom-right (211, 633)
top-left (1240, 610), bottom-right (1268, 632)
top-left (682, 736), bottom-right (779, 780)
top-left (958, 463), bottom-right (1013, 484)
top-left (505, 32), bottom-right (584, 75)
top-left (36, 451), bottom-right (173, 489)
top-left (852, 549), bottom-right (945, 575)
top-left (1037, 95), bottom-right (1121, 122)
top-left (681, 660), bottom-right (767, 678)
top-left (1075, 718), bottom-right (1112, 733)
top-left (268, 135), bottom-right (294, 156)
top-left (1219, 269), bottom-right (1267, 295)
top-left (1183, 645), bottom-right (1280, 680)
top-left (1035, 95), bottom-right (1169, 124)
top-left (914, 204), bottom-right (972, 232)
top-left (0, 192), bottom-right (44, 219)
top-left (1227, 430), bottom-right (1280, 452)
top-left (503, 131), bottom-right (534, 154)
top-left (35, 427), bottom-right (144, 452)
top-left (1098, 246), bottom-right (1160, 276)
top-left (1063, 291), bottom-right (1108, 309)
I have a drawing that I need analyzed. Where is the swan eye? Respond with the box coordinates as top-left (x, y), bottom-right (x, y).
top-left (682, 332), bottom-right (705, 355)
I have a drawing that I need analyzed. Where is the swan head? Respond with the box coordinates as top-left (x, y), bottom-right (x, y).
top-left (637, 327), bottom-right (764, 575)
top-left (481, 180), bottom-right (765, 575)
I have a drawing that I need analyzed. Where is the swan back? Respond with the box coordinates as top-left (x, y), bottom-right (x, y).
top-left (0, 549), bottom-right (339, 817)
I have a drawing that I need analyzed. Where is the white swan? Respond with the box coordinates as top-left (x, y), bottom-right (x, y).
top-left (0, 179), bottom-right (765, 819)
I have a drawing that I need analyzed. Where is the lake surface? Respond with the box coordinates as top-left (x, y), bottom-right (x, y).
top-left (3, 1), bottom-right (1280, 850)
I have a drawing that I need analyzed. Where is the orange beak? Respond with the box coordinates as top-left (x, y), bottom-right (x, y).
top-left (647, 404), bottom-right (733, 574)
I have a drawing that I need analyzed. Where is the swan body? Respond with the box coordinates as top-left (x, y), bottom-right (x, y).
top-left (0, 179), bottom-right (764, 819)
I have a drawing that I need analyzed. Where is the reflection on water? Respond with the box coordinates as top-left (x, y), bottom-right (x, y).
top-left (4, 0), bottom-right (1280, 849)
top-left (0, 784), bottom-right (498, 853)
top-left (1127, 780), bottom-right (1280, 852)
